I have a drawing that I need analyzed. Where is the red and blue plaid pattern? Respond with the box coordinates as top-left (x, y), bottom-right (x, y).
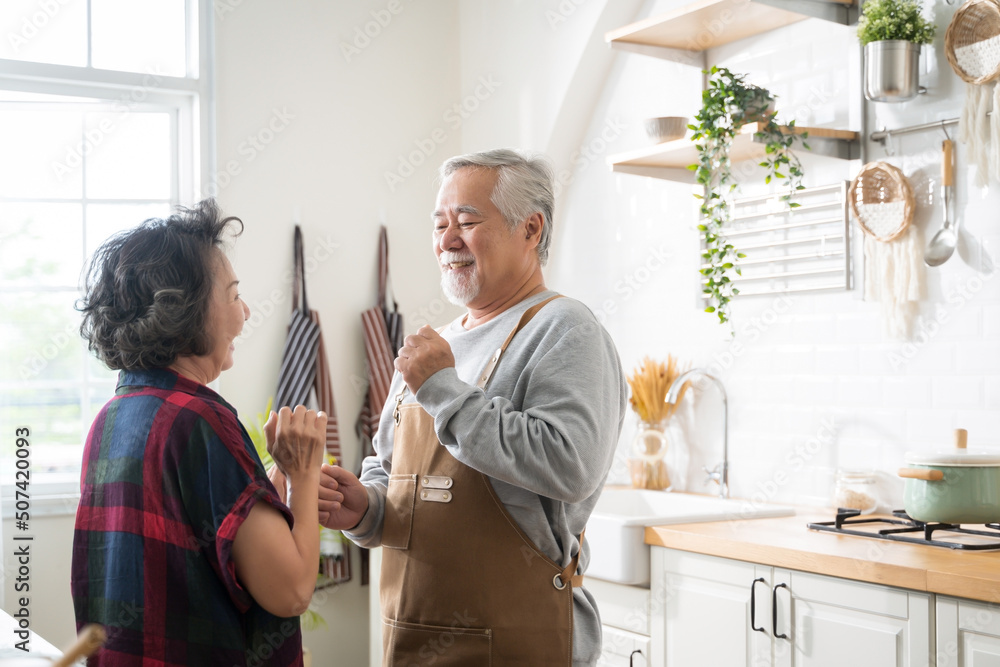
top-left (71, 369), bottom-right (304, 666)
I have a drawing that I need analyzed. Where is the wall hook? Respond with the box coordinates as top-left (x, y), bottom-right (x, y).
top-left (884, 130), bottom-right (896, 157)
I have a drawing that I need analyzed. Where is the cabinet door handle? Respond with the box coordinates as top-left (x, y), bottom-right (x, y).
top-left (750, 577), bottom-right (767, 635)
top-left (750, 577), bottom-right (767, 634)
top-left (772, 582), bottom-right (789, 640)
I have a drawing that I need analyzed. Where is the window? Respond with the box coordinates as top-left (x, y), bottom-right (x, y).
top-left (0, 1), bottom-right (211, 508)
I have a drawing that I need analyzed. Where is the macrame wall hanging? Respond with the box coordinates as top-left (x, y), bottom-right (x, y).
top-left (946, 0), bottom-right (1000, 186)
top-left (849, 161), bottom-right (923, 338)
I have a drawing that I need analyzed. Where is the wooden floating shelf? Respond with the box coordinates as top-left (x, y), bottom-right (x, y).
top-left (605, 0), bottom-right (855, 64)
top-left (607, 123), bottom-right (859, 183)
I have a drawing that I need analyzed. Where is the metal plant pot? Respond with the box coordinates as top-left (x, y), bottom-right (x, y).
top-left (864, 40), bottom-right (922, 103)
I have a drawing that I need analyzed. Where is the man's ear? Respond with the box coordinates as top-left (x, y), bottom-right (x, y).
top-left (523, 212), bottom-right (544, 248)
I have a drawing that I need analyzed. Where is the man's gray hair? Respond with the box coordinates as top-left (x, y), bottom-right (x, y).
top-left (440, 149), bottom-right (555, 265)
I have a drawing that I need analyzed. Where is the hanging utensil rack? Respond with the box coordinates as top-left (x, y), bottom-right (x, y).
top-left (869, 113), bottom-right (992, 144)
top-left (700, 182), bottom-right (852, 299)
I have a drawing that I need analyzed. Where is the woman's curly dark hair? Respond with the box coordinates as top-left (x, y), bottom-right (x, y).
top-left (78, 199), bottom-right (244, 371)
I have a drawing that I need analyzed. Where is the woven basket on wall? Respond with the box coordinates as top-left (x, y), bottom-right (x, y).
top-left (848, 162), bottom-right (915, 242)
top-left (945, 0), bottom-right (1000, 84)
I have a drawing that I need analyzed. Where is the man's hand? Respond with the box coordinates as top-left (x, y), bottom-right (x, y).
top-left (317, 464), bottom-right (369, 531)
top-left (394, 325), bottom-right (455, 394)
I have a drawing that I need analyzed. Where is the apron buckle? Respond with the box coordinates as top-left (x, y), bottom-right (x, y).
top-left (420, 488), bottom-right (453, 503)
top-left (393, 394), bottom-right (404, 426)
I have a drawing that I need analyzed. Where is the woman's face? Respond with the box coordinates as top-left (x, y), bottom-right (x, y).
top-left (203, 249), bottom-right (250, 378)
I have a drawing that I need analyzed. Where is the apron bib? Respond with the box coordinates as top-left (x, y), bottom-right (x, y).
top-left (380, 296), bottom-right (582, 666)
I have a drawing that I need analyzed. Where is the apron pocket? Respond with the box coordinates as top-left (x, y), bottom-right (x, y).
top-left (383, 617), bottom-right (492, 666)
top-left (382, 474), bottom-right (416, 550)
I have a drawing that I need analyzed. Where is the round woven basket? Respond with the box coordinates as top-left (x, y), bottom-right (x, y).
top-left (945, 0), bottom-right (1000, 84)
top-left (848, 162), bottom-right (915, 242)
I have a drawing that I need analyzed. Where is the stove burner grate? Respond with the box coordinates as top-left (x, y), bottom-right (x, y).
top-left (807, 509), bottom-right (1000, 551)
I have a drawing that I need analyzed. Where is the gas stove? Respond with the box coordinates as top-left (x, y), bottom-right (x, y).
top-left (807, 508), bottom-right (1000, 551)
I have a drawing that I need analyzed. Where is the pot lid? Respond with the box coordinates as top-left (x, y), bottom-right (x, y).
top-left (905, 449), bottom-right (1000, 466)
top-left (905, 428), bottom-right (1000, 466)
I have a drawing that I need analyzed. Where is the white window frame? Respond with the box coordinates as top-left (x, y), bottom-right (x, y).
top-left (0, 0), bottom-right (214, 516)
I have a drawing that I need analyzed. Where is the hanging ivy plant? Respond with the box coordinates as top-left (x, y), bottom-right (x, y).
top-left (688, 66), bottom-right (809, 327)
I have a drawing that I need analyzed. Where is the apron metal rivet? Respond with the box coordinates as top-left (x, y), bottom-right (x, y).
top-left (443, 493), bottom-right (450, 500)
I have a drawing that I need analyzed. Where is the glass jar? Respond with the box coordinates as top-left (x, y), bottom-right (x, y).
top-left (834, 470), bottom-right (879, 514)
top-left (631, 420), bottom-right (668, 462)
top-left (629, 419), bottom-right (671, 490)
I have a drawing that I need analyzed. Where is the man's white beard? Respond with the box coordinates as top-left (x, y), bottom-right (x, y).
top-left (441, 264), bottom-right (480, 306)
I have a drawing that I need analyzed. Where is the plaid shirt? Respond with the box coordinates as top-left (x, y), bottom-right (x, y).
top-left (72, 369), bottom-right (304, 667)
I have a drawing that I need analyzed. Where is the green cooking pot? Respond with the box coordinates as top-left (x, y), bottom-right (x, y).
top-left (898, 430), bottom-right (1000, 524)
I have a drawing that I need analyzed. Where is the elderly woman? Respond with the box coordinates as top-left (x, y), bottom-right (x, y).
top-left (72, 200), bottom-right (327, 666)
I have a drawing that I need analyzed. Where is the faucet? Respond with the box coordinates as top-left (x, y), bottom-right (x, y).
top-left (665, 368), bottom-right (729, 499)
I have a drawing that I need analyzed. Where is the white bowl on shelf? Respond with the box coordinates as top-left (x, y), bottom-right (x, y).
top-left (643, 116), bottom-right (688, 144)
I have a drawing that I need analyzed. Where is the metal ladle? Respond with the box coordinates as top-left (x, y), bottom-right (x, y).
top-left (925, 139), bottom-right (956, 267)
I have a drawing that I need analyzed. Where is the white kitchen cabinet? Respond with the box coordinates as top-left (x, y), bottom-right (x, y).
top-left (936, 596), bottom-right (1000, 667)
top-left (650, 548), bottom-right (932, 666)
top-left (589, 577), bottom-right (653, 666)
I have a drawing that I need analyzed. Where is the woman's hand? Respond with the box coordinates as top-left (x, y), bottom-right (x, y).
top-left (264, 405), bottom-right (327, 477)
top-left (234, 405), bottom-right (326, 618)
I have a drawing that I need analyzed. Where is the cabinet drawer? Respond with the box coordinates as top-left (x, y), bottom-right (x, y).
top-left (598, 626), bottom-right (650, 666)
top-left (589, 578), bottom-right (651, 635)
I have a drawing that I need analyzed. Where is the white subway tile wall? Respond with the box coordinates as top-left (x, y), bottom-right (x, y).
top-left (548, 1), bottom-right (1000, 511)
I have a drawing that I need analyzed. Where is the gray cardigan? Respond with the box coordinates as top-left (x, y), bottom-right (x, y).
top-left (346, 289), bottom-right (627, 665)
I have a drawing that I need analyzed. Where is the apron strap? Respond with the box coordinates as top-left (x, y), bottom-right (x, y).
top-left (555, 530), bottom-right (585, 589)
top-left (476, 294), bottom-right (563, 389)
top-left (394, 294), bottom-right (564, 424)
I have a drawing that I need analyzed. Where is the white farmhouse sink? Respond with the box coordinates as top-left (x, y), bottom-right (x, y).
top-left (586, 488), bottom-right (795, 586)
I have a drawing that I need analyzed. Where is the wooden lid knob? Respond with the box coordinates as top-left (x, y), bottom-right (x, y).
top-left (954, 428), bottom-right (968, 450)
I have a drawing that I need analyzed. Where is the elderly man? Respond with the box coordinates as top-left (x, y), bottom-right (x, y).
top-left (320, 149), bottom-right (626, 665)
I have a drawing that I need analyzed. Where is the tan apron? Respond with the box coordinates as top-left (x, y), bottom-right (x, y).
top-left (380, 295), bottom-right (583, 666)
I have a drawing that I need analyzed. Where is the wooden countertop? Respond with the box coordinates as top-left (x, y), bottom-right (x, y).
top-left (644, 512), bottom-right (1000, 603)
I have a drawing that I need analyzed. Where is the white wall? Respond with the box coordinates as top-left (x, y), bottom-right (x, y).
top-left (461, 0), bottom-right (1000, 511)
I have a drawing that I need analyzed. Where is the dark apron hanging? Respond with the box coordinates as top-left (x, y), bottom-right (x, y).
top-left (274, 225), bottom-right (349, 584)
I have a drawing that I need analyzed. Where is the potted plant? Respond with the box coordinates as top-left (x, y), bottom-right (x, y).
top-left (688, 66), bottom-right (808, 328)
top-left (857, 0), bottom-right (936, 102)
